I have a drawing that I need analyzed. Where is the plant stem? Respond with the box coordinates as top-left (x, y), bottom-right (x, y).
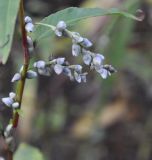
top-left (5, 1), bottom-right (30, 159)
top-left (12, 0), bottom-right (30, 128)
top-left (7, 150), bottom-right (13, 160)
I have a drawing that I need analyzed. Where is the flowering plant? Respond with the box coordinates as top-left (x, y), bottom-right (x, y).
top-left (0, 0), bottom-right (142, 159)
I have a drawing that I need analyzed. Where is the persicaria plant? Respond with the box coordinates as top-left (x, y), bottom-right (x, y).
top-left (0, 0), bottom-right (142, 159)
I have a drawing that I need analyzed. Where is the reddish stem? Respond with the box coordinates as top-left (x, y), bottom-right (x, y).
top-left (12, 0), bottom-right (30, 128)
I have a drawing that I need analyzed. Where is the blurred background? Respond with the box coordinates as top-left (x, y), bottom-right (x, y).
top-left (0, 0), bottom-right (152, 160)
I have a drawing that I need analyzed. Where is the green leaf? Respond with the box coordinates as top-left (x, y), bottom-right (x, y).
top-left (34, 7), bottom-right (141, 42)
top-left (0, 0), bottom-right (20, 64)
top-left (14, 143), bottom-right (44, 160)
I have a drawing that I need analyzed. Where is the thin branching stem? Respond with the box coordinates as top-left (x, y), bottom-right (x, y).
top-left (12, 0), bottom-right (30, 128)
top-left (6, 0), bottom-right (30, 159)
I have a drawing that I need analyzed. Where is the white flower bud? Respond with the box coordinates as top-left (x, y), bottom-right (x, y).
top-left (5, 136), bottom-right (13, 145)
top-left (11, 73), bottom-right (21, 82)
top-left (80, 38), bottom-right (93, 48)
top-left (63, 67), bottom-right (73, 80)
top-left (6, 124), bottom-right (13, 132)
top-left (97, 68), bottom-right (109, 79)
top-left (72, 44), bottom-right (81, 56)
top-left (83, 54), bottom-right (92, 65)
top-left (55, 30), bottom-right (62, 37)
top-left (100, 69), bottom-right (108, 79)
top-left (74, 72), bottom-right (81, 83)
top-left (26, 70), bottom-right (37, 79)
top-left (56, 21), bottom-right (67, 31)
top-left (9, 92), bottom-right (16, 99)
top-left (0, 156), bottom-right (5, 160)
top-left (56, 57), bottom-right (65, 65)
top-left (93, 54), bottom-right (104, 66)
top-left (38, 68), bottom-right (51, 76)
top-left (34, 61), bottom-right (46, 69)
top-left (4, 124), bottom-right (13, 137)
top-left (12, 102), bottom-right (19, 109)
top-left (72, 32), bottom-right (84, 43)
top-left (2, 97), bottom-right (13, 107)
top-left (24, 16), bottom-right (32, 24)
top-left (27, 36), bottom-right (33, 47)
top-left (54, 64), bottom-right (63, 75)
top-left (74, 65), bottom-right (82, 73)
top-left (25, 23), bottom-right (34, 32)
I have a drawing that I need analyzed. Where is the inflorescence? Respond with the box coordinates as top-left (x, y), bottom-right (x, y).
top-left (35, 20), bottom-right (117, 80)
top-left (1, 17), bottom-right (116, 146)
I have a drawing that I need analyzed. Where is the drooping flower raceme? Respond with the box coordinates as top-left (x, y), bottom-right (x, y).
top-left (51, 21), bottom-right (116, 79)
top-left (1, 17), bottom-right (117, 150)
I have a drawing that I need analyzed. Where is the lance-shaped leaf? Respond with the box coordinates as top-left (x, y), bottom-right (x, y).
top-left (0, 0), bottom-right (20, 64)
top-left (33, 7), bottom-right (142, 42)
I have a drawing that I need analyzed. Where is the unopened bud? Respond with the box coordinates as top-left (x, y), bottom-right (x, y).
top-left (25, 23), bottom-right (34, 33)
top-left (2, 97), bottom-right (13, 107)
top-left (9, 92), bottom-right (16, 99)
top-left (26, 70), bottom-right (37, 79)
top-left (56, 21), bottom-right (67, 31)
top-left (5, 136), bottom-right (13, 145)
top-left (80, 38), bottom-right (93, 48)
top-left (24, 16), bottom-right (32, 24)
top-left (72, 44), bottom-right (81, 56)
top-left (93, 54), bottom-right (104, 66)
top-left (0, 157), bottom-right (5, 160)
top-left (4, 124), bottom-right (13, 138)
top-left (72, 32), bottom-right (84, 43)
top-left (27, 36), bottom-right (33, 47)
top-left (11, 73), bottom-right (21, 82)
top-left (54, 64), bottom-right (63, 75)
top-left (56, 57), bottom-right (65, 65)
top-left (83, 54), bottom-right (92, 65)
top-left (12, 102), bottom-right (19, 109)
top-left (33, 61), bottom-right (46, 69)
top-left (74, 71), bottom-right (81, 83)
top-left (74, 65), bottom-right (82, 73)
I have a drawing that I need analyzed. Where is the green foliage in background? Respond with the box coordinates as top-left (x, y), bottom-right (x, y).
top-left (14, 143), bottom-right (44, 160)
top-left (34, 7), bottom-right (140, 43)
top-left (0, 0), bottom-right (20, 64)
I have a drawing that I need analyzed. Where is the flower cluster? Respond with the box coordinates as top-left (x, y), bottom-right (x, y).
top-left (0, 17), bottom-right (117, 154)
top-left (1, 17), bottom-right (116, 131)
top-left (2, 68), bottom-right (37, 108)
top-left (34, 58), bottom-right (87, 83)
top-left (2, 92), bottom-right (19, 109)
top-left (52, 21), bottom-right (116, 79)
top-left (2, 18), bottom-right (116, 110)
